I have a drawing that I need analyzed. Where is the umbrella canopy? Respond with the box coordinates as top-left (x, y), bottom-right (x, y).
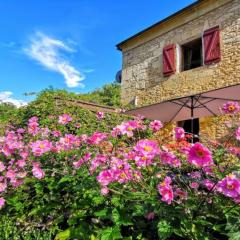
top-left (125, 84), bottom-right (240, 123)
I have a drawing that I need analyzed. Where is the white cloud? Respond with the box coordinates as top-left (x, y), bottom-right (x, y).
top-left (0, 91), bottom-right (27, 108)
top-left (24, 32), bottom-right (85, 88)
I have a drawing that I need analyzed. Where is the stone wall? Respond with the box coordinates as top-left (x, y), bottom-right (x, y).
top-left (120, 0), bottom-right (240, 106)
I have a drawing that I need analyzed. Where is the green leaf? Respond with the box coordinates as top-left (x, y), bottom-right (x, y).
top-left (54, 229), bottom-right (70, 240)
top-left (59, 176), bottom-right (74, 184)
top-left (92, 195), bottom-right (105, 205)
top-left (112, 209), bottom-right (133, 226)
top-left (100, 226), bottom-right (122, 240)
top-left (157, 220), bottom-right (172, 240)
top-left (112, 209), bottom-right (120, 225)
top-left (94, 209), bottom-right (108, 218)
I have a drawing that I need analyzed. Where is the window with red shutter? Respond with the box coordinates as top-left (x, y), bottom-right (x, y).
top-left (203, 26), bottom-right (221, 65)
top-left (163, 44), bottom-right (176, 76)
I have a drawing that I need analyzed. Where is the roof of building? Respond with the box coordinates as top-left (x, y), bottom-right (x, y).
top-left (116, 0), bottom-right (205, 50)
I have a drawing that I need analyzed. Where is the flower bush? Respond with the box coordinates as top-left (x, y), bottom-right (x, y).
top-left (0, 101), bottom-right (240, 239)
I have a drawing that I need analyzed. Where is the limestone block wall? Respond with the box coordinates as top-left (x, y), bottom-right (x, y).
top-left (120, 0), bottom-right (240, 106)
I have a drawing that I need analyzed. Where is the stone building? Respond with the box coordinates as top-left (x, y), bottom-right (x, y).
top-left (117, 0), bottom-right (240, 139)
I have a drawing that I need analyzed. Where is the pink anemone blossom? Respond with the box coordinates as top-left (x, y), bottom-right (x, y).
top-left (149, 120), bottom-right (163, 132)
top-left (100, 187), bottom-right (109, 195)
top-left (0, 181), bottom-right (7, 192)
top-left (88, 132), bottom-right (107, 145)
top-left (96, 111), bottom-right (105, 120)
top-left (30, 140), bottom-right (52, 156)
top-left (0, 162), bottom-right (6, 172)
top-left (174, 127), bottom-right (185, 140)
top-left (134, 139), bottom-right (159, 158)
top-left (222, 101), bottom-right (240, 114)
top-left (188, 142), bottom-right (213, 167)
top-left (190, 182), bottom-right (199, 189)
top-left (97, 170), bottom-right (114, 186)
top-left (157, 177), bottom-right (174, 205)
top-left (32, 162), bottom-right (45, 179)
top-left (217, 174), bottom-right (240, 198)
top-left (58, 114), bottom-right (72, 125)
top-left (160, 151), bottom-right (181, 167)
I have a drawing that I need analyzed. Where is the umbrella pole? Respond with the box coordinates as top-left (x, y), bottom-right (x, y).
top-left (191, 96), bottom-right (194, 143)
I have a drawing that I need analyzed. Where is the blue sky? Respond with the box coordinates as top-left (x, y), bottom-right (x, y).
top-left (0, 0), bottom-right (196, 106)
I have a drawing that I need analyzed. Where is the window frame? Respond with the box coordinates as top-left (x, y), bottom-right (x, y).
top-left (179, 37), bottom-right (204, 72)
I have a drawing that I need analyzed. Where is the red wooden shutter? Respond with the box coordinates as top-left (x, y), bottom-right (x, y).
top-left (203, 26), bottom-right (221, 65)
top-left (163, 44), bottom-right (176, 76)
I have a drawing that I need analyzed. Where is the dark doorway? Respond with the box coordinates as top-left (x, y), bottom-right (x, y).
top-left (178, 118), bottom-right (200, 142)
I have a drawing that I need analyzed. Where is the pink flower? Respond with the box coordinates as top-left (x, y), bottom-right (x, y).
top-left (175, 188), bottom-right (188, 200)
top-left (157, 177), bottom-right (174, 205)
top-left (188, 143), bottom-right (213, 167)
top-left (30, 140), bottom-right (52, 156)
top-left (19, 150), bottom-right (29, 159)
top-left (160, 151), bottom-right (181, 167)
top-left (114, 169), bottom-right (133, 184)
top-left (17, 128), bottom-right (25, 134)
top-left (222, 101), bottom-right (240, 114)
top-left (236, 127), bottom-right (240, 141)
top-left (0, 162), bottom-right (6, 172)
top-left (29, 116), bottom-right (38, 123)
top-left (96, 112), bottom-right (104, 120)
top-left (134, 155), bottom-right (153, 167)
top-left (90, 154), bottom-right (107, 173)
top-left (116, 120), bottom-right (143, 137)
top-left (203, 179), bottom-right (215, 191)
top-left (73, 153), bottom-right (91, 169)
top-left (28, 118), bottom-right (39, 136)
top-left (189, 171), bottom-right (201, 179)
top-left (203, 166), bottom-right (215, 176)
top-left (100, 187), bottom-right (109, 195)
top-left (134, 139), bottom-right (159, 158)
top-left (11, 179), bottom-right (24, 188)
top-left (73, 159), bottom-right (84, 169)
top-left (40, 127), bottom-right (50, 137)
top-left (190, 182), bottom-right (199, 189)
top-left (97, 170), bottom-right (114, 186)
top-left (16, 159), bottom-right (26, 168)
top-left (2, 144), bottom-right (13, 156)
top-left (217, 174), bottom-right (240, 198)
top-left (0, 181), bottom-right (7, 192)
top-left (52, 130), bottom-right (61, 137)
top-left (32, 162), bottom-right (45, 179)
top-left (6, 169), bottom-right (16, 180)
top-left (88, 132), bottom-right (107, 145)
top-left (58, 134), bottom-right (76, 150)
top-left (0, 197), bottom-right (5, 208)
top-left (234, 196), bottom-right (240, 204)
top-left (174, 127), bottom-right (185, 140)
top-left (149, 120), bottom-right (163, 132)
top-left (58, 114), bottom-right (72, 125)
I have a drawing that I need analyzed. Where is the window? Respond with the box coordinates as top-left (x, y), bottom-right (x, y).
top-left (181, 38), bottom-right (203, 71)
top-left (162, 26), bottom-right (220, 76)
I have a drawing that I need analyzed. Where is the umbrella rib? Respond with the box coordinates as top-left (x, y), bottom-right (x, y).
top-left (194, 98), bottom-right (216, 108)
top-left (170, 99), bottom-right (191, 108)
top-left (195, 98), bottom-right (217, 116)
top-left (193, 95), bottom-right (201, 107)
top-left (168, 98), bottom-right (190, 123)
